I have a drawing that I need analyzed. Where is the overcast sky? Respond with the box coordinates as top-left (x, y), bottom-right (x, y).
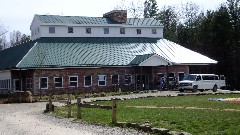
top-left (0, 0), bottom-right (226, 36)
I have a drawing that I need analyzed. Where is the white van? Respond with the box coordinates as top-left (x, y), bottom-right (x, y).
top-left (178, 74), bottom-right (226, 92)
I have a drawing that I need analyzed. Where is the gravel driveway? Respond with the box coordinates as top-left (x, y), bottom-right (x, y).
top-left (0, 102), bottom-right (144, 135)
top-left (0, 90), bottom-right (238, 135)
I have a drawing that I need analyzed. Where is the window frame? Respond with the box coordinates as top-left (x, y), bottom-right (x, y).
top-left (104, 28), bottom-right (109, 34)
top-left (39, 77), bottom-right (48, 89)
top-left (136, 29), bottom-right (141, 34)
top-left (84, 75), bottom-right (92, 87)
top-left (111, 75), bottom-right (119, 85)
top-left (54, 77), bottom-right (63, 88)
top-left (124, 74), bottom-right (132, 85)
top-left (0, 79), bottom-right (10, 89)
top-left (26, 78), bottom-right (33, 89)
top-left (69, 76), bottom-right (78, 87)
top-left (98, 75), bottom-right (106, 86)
top-left (49, 27), bottom-right (55, 34)
top-left (120, 28), bottom-right (125, 34)
top-left (68, 27), bottom-right (73, 33)
top-left (86, 28), bottom-right (91, 34)
top-left (152, 28), bottom-right (157, 34)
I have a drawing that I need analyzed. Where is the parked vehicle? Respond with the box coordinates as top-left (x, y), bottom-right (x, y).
top-left (178, 74), bottom-right (226, 92)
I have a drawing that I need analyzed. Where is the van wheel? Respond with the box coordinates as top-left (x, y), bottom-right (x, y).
top-left (200, 89), bottom-right (204, 92)
top-left (179, 89), bottom-right (184, 92)
top-left (192, 85), bottom-right (198, 92)
top-left (213, 85), bottom-right (217, 92)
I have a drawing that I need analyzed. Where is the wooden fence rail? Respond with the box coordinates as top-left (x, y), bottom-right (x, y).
top-left (77, 98), bottom-right (117, 124)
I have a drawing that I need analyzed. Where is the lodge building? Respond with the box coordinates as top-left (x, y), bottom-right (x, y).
top-left (0, 10), bottom-right (217, 95)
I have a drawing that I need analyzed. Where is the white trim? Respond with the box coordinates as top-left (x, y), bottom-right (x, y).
top-left (111, 75), bottom-right (119, 85)
top-left (54, 77), bottom-right (63, 88)
top-left (13, 79), bottom-right (20, 91)
top-left (26, 78), bottom-right (33, 89)
top-left (39, 77), bottom-right (48, 89)
top-left (124, 74), bottom-right (132, 85)
top-left (16, 42), bottom-right (37, 67)
top-left (84, 75), bottom-right (92, 87)
top-left (40, 23), bottom-right (164, 28)
top-left (98, 75), bottom-right (106, 86)
top-left (69, 76), bottom-right (78, 87)
top-left (139, 54), bottom-right (171, 66)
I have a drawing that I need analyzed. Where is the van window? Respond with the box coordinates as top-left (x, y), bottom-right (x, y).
top-left (202, 75), bottom-right (218, 80)
top-left (196, 76), bottom-right (201, 81)
top-left (183, 75), bottom-right (197, 81)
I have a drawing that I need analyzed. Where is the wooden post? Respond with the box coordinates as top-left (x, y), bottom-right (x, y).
top-left (67, 94), bottom-right (72, 118)
top-left (112, 98), bottom-right (117, 124)
top-left (77, 98), bottom-right (81, 119)
top-left (49, 95), bottom-right (52, 111)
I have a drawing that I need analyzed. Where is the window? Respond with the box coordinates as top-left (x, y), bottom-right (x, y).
top-left (125, 74), bottom-right (132, 84)
top-left (69, 76), bottom-right (78, 87)
top-left (68, 27), bottom-right (73, 33)
top-left (49, 27), bottom-right (55, 34)
top-left (54, 77), bottom-right (63, 88)
top-left (120, 28), bottom-right (125, 34)
top-left (178, 73), bottom-right (185, 81)
top-left (112, 75), bottom-right (119, 85)
top-left (40, 77), bottom-right (48, 89)
top-left (26, 78), bottom-right (33, 89)
top-left (152, 29), bottom-right (157, 34)
top-left (86, 28), bottom-right (91, 34)
top-left (104, 28), bottom-right (109, 34)
top-left (136, 29), bottom-right (141, 34)
top-left (98, 75), bottom-right (106, 86)
top-left (0, 79), bottom-right (10, 89)
top-left (84, 75), bottom-right (92, 87)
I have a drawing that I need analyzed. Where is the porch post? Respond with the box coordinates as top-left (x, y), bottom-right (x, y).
top-left (140, 66), bottom-right (143, 91)
top-left (20, 68), bottom-right (22, 91)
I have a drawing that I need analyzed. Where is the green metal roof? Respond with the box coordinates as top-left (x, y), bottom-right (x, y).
top-left (130, 54), bottom-right (155, 65)
top-left (36, 15), bottom-right (162, 26)
top-left (17, 37), bottom-right (161, 68)
top-left (0, 40), bottom-right (35, 69)
top-left (0, 37), bottom-right (217, 69)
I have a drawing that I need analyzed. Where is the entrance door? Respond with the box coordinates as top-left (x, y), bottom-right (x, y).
top-left (13, 79), bottom-right (21, 91)
top-left (136, 75), bottom-right (149, 90)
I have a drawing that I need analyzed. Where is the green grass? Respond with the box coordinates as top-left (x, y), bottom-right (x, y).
top-left (53, 94), bottom-right (240, 135)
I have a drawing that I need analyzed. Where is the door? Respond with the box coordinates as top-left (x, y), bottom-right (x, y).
top-left (13, 79), bottom-right (21, 91)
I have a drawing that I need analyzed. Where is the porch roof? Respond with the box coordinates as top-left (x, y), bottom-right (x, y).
top-left (0, 40), bottom-right (35, 69)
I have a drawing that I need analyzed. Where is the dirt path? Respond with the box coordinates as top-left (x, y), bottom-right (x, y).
top-left (0, 102), bottom-right (143, 135)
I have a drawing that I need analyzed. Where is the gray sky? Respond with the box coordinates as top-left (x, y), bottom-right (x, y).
top-left (0, 0), bottom-right (226, 36)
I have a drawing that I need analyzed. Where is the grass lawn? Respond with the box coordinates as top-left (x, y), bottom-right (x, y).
top-left (54, 94), bottom-right (240, 135)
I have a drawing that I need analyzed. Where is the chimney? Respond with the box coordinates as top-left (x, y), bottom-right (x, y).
top-left (103, 10), bottom-right (127, 23)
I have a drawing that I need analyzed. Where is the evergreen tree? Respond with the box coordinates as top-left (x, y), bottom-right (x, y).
top-left (144, 0), bottom-right (158, 18)
top-left (158, 6), bottom-right (178, 42)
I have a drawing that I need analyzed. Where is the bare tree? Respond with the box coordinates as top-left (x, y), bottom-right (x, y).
top-left (0, 23), bottom-right (8, 36)
top-left (0, 35), bottom-right (7, 51)
top-left (0, 23), bottom-right (8, 51)
top-left (10, 30), bottom-right (22, 47)
top-left (178, 2), bottom-right (202, 27)
top-left (114, 0), bottom-right (144, 18)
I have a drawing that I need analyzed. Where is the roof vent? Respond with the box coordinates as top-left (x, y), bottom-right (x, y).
top-left (103, 10), bottom-right (127, 23)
